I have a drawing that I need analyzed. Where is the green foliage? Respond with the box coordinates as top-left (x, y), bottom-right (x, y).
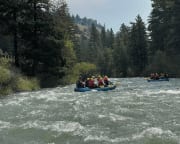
top-left (113, 24), bottom-right (130, 77)
top-left (98, 48), bottom-right (113, 76)
top-left (1, 0), bottom-right (180, 85)
top-left (106, 28), bottom-right (114, 49)
top-left (0, 58), bottom-right (40, 96)
top-left (0, 86), bottom-right (13, 96)
top-left (88, 23), bottom-right (101, 64)
top-left (0, 57), bottom-right (11, 68)
top-left (0, 66), bottom-right (11, 84)
top-left (73, 62), bottom-right (97, 77)
top-left (148, 0), bottom-right (180, 76)
top-left (15, 77), bottom-right (40, 92)
top-left (165, 0), bottom-right (180, 55)
top-left (129, 15), bottom-right (148, 76)
top-left (148, 0), bottom-right (169, 54)
top-left (146, 51), bottom-right (170, 73)
top-left (0, 35), bottom-right (13, 54)
top-left (63, 39), bottom-right (77, 68)
top-left (62, 62), bottom-right (97, 84)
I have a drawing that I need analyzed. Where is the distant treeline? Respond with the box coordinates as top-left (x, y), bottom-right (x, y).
top-left (0, 0), bottom-right (179, 90)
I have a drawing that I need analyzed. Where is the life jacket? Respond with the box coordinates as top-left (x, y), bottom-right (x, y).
top-left (88, 79), bottom-right (95, 88)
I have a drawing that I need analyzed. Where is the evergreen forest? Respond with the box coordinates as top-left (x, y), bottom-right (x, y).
top-left (0, 0), bottom-right (180, 91)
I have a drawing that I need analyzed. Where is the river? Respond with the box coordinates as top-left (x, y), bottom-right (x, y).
top-left (0, 78), bottom-right (180, 144)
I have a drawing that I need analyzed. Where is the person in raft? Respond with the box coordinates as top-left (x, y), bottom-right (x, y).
top-left (76, 76), bottom-right (85, 88)
top-left (103, 75), bottom-right (109, 86)
top-left (97, 76), bottom-right (104, 87)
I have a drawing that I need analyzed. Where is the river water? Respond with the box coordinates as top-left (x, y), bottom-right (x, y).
top-left (0, 78), bottom-right (180, 144)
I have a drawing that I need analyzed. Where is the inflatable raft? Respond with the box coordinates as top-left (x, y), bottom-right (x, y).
top-left (147, 78), bottom-right (169, 82)
top-left (74, 85), bottom-right (116, 92)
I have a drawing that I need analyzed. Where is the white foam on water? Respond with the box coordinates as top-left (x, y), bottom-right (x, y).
top-left (34, 92), bottom-right (58, 102)
top-left (165, 90), bottom-right (180, 94)
top-left (84, 135), bottom-right (130, 143)
top-left (60, 92), bottom-right (74, 96)
top-left (20, 120), bottom-right (85, 135)
top-left (28, 110), bottom-right (45, 116)
top-left (119, 107), bottom-right (131, 113)
top-left (0, 121), bottom-right (13, 130)
top-left (141, 122), bottom-right (151, 126)
top-left (4, 95), bottom-right (32, 106)
top-left (144, 89), bottom-right (180, 95)
top-left (84, 135), bottom-right (110, 142)
top-left (132, 127), bottom-right (178, 141)
top-left (91, 89), bottom-right (98, 92)
top-left (5, 100), bottom-right (22, 106)
top-left (33, 89), bottom-right (74, 102)
top-left (98, 113), bottom-right (133, 123)
top-left (98, 114), bottom-right (106, 118)
top-left (109, 113), bottom-right (132, 122)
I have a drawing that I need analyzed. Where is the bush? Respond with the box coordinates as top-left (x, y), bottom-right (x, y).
top-left (15, 77), bottom-right (40, 92)
top-left (0, 66), bottom-right (11, 84)
top-left (0, 57), bottom-right (11, 68)
top-left (62, 62), bottom-right (97, 84)
top-left (0, 57), bottom-right (40, 96)
top-left (0, 86), bottom-right (12, 96)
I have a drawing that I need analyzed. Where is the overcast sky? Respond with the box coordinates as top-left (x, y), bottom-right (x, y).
top-left (66, 0), bottom-right (152, 32)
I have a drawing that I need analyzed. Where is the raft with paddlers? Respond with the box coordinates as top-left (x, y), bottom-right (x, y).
top-left (146, 73), bottom-right (169, 82)
top-left (74, 75), bottom-right (116, 92)
top-left (147, 78), bottom-right (169, 82)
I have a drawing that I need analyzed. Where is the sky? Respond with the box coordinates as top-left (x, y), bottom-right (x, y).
top-left (66, 0), bottom-right (152, 32)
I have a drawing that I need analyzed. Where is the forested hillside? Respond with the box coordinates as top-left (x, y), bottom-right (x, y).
top-left (72, 0), bottom-right (180, 77)
top-left (0, 0), bottom-right (180, 93)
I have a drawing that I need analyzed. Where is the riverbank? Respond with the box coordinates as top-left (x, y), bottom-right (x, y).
top-left (0, 57), bottom-right (40, 96)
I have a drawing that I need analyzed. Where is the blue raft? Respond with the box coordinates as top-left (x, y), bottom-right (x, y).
top-left (74, 85), bottom-right (116, 92)
top-left (147, 78), bottom-right (169, 82)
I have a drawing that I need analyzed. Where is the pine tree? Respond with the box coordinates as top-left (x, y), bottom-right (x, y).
top-left (101, 26), bottom-right (106, 48)
top-left (148, 0), bottom-right (174, 55)
top-left (148, 0), bottom-right (180, 76)
top-left (166, 0), bottom-right (180, 55)
top-left (88, 23), bottom-right (101, 64)
top-left (106, 28), bottom-right (114, 49)
top-left (19, 0), bottom-right (53, 75)
top-left (0, 0), bottom-right (25, 66)
top-left (129, 15), bottom-right (148, 76)
top-left (113, 24), bottom-right (130, 77)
